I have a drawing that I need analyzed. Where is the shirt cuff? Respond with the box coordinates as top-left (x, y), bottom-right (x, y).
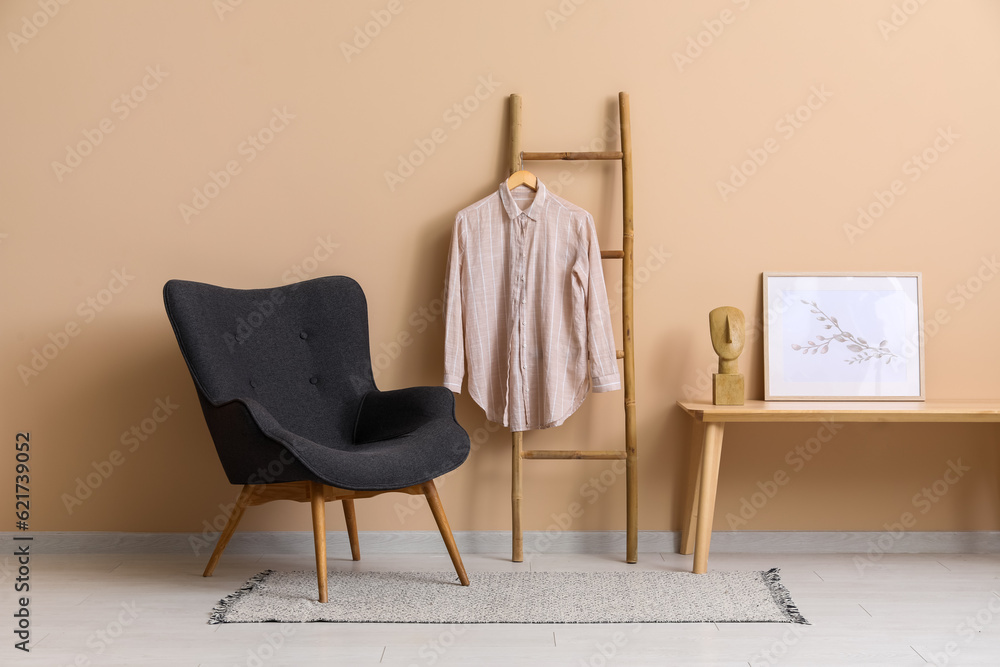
top-left (591, 372), bottom-right (621, 393)
top-left (443, 374), bottom-right (463, 393)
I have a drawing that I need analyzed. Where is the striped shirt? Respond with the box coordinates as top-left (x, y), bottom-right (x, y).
top-left (443, 179), bottom-right (621, 431)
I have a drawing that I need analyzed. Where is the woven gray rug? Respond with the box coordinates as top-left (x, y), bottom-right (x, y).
top-left (209, 568), bottom-right (807, 624)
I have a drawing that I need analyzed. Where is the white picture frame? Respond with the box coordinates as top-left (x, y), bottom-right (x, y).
top-left (763, 272), bottom-right (924, 401)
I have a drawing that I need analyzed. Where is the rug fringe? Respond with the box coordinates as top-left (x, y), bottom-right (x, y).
top-left (208, 569), bottom-right (274, 625)
top-left (762, 568), bottom-right (809, 625)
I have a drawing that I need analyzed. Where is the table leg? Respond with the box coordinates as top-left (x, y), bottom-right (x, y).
top-left (680, 420), bottom-right (705, 555)
top-left (692, 422), bottom-right (725, 574)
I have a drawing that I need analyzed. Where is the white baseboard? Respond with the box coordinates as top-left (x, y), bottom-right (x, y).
top-left (5, 530), bottom-right (998, 555)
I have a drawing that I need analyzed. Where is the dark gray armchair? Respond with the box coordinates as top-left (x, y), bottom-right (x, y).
top-left (163, 276), bottom-right (470, 601)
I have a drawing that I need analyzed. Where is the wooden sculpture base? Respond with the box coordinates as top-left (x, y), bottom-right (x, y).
top-left (713, 373), bottom-right (744, 406)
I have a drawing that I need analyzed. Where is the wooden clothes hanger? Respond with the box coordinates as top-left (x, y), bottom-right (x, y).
top-left (506, 169), bottom-right (537, 191)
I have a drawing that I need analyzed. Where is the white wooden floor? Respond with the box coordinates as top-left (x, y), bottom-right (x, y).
top-left (5, 550), bottom-right (1000, 666)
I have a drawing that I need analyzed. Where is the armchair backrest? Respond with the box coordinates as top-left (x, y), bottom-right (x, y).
top-left (163, 276), bottom-right (377, 455)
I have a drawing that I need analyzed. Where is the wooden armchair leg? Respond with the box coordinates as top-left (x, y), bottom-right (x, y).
top-left (203, 484), bottom-right (256, 577)
top-left (310, 481), bottom-right (328, 603)
top-left (342, 498), bottom-right (361, 561)
top-left (422, 479), bottom-right (470, 586)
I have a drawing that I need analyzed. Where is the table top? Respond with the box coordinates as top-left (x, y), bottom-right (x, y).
top-left (677, 399), bottom-right (1000, 422)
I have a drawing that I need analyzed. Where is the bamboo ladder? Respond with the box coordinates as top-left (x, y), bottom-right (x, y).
top-left (508, 92), bottom-right (638, 564)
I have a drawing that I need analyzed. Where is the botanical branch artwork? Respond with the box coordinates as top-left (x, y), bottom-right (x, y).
top-left (790, 300), bottom-right (899, 365)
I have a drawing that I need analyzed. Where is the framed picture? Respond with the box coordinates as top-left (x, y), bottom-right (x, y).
top-left (763, 273), bottom-right (924, 401)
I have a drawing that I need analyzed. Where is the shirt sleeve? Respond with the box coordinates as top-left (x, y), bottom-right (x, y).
top-left (443, 214), bottom-right (465, 393)
top-left (583, 214), bottom-right (621, 393)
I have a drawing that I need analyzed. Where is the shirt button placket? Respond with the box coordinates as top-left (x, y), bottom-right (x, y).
top-left (518, 215), bottom-right (527, 370)
top-left (518, 215), bottom-right (528, 427)
top-left (520, 262), bottom-right (526, 371)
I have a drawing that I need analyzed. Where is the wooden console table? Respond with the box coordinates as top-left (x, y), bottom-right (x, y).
top-left (677, 399), bottom-right (1000, 573)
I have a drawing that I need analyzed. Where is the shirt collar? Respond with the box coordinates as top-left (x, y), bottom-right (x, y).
top-left (498, 178), bottom-right (548, 222)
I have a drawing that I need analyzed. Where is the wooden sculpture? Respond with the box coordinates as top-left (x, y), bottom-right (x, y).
top-left (709, 306), bottom-right (745, 406)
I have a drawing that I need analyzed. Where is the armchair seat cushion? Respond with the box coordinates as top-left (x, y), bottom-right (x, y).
top-left (162, 276), bottom-right (472, 492)
top-left (241, 394), bottom-right (469, 490)
top-left (353, 386), bottom-right (457, 444)
top-left (308, 416), bottom-right (468, 490)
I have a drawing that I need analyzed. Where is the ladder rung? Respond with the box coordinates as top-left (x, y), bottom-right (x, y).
top-left (522, 450), bottom-right (626, 460)
top-left (601, 250), bottom-right (624, 259)
top-left (522, 151), bottom-right (624, 161)
top-left (616, 349), bottom-right (624, 359)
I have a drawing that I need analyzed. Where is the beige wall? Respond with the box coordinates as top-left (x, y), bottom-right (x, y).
top-left (3, 0), bottom-right (999, 536)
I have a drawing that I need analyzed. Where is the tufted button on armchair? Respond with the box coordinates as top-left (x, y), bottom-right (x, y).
top-left (163, 276), bottom-right (470, 601)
